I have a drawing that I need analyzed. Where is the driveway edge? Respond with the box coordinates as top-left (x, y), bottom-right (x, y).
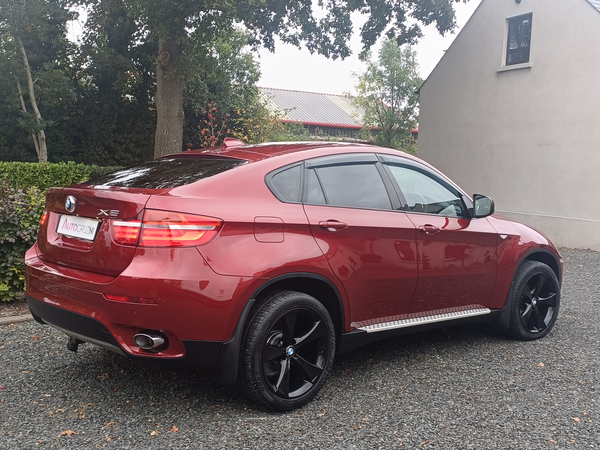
top-left (0, 314), bottom-right (33, 326)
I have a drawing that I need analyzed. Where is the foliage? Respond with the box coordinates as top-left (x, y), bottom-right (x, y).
top-left (183, 29), bottom-right (262, 149)
top-left (0, 0), bottom-right (77, 161)
top-left (0, 182), bottom-right (45, 301)
top-left (0, 0), bottom-right (463, 163)
top-left (194, 102), bottom-right (230, 148)
top-left (353, 39), bottom-right (422, 153)
top-left (94, 0), bottom-right (463, 157)
top-left (0, 161), bottom-right (92, 191)
top-left (0, 162), bottom-right (121, 301)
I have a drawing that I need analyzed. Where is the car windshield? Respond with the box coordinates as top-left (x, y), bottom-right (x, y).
top-left (83, 158), bottom-right (248, 189)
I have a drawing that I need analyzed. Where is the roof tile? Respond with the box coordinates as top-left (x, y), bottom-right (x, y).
top-left (260, 87), bottom-right (364, 127)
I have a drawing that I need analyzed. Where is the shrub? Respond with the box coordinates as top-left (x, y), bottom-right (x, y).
top-left (0, 162), bottom-right (122, 301)
top-left (0, 161), bottom-right (92, 191)
top-left (0, 182), bottom-right (45, 301)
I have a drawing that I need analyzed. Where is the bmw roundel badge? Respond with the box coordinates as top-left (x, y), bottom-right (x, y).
top-left (65, 195), bottom-right (76, 213)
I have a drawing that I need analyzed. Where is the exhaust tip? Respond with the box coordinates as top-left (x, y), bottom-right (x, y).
top-left (133, 332), bottom-right (166, 350)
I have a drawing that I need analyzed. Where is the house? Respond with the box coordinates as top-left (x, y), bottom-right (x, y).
top-left (417, 0), bottom-right (600, 250)
top-left (259, 87), bottom-right (367, 138)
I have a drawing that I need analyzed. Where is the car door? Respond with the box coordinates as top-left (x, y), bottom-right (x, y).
top-left (380, 155), bottom-right (498, 315)
top-left (301, 154), bottom-right (418, 329)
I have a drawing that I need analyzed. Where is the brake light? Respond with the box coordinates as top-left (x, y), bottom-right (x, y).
top-left (140, 210), bottom-right (222, 247)
top-left (112, 220), bottom-right (142, 245)
top-left (111, 210), bottom-right (222, 247)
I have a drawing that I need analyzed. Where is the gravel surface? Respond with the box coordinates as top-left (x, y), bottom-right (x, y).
top-left (1, 248), bottom-right (598, 449)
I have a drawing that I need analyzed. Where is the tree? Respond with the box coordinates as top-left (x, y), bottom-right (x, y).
top-left (354, 38), bottom-right (422, 152)
top-left (103, 0), bottom-right (463, 158)
top-left (182, 28), bottom-right (262, 149)
top-left (0, 0), bottom-right (75, 162)
top-left (66, 0), bottom-right (158, 165)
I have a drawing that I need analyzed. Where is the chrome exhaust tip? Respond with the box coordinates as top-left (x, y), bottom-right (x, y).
top-left (133, 332), bottom-right (166, 350)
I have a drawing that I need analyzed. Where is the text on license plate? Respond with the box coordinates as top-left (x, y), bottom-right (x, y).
top-left (57, 215), bottom-right (101, 241)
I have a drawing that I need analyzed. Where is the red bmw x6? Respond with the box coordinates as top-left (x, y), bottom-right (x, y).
top-left (25, 140), bottom-right (562, 410)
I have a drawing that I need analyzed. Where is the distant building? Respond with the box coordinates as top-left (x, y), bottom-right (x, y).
top-left (418, 0), bottom-right (600, 250)
top-left (259, 87), bottom-right (368, 138)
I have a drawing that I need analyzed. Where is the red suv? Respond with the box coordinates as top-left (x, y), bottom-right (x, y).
top-left (25, 140), bottom-right (562, 410)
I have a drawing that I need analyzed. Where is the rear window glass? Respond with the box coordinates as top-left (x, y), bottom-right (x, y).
top-left (83, 158), bottom-right (247, 189)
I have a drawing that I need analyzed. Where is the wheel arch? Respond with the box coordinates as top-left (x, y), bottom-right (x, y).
top-left (519, 249), bottom-right (562, 284)
top-left (249, 273), bottom-right (345, 341)
top-left (494, 248), bottom-right (562, 332)
top-left (207, 272), bottom-right (346, 385)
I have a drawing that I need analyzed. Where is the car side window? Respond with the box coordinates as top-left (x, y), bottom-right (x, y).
top-left (306, 169), bottom-right (326, 205)
top-left (310, 163), bottom-right (392, 210)
top-left (386, 165), bottom-right (466, 217)
top-left (268, 164), bottom-right (302, 202)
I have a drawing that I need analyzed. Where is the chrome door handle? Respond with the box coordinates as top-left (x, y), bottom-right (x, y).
top-left (418, 224), bottom-right (440, 235)
top-left (318, 220), bottom-right (348, 232)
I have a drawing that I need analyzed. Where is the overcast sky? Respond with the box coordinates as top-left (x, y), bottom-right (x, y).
top-left (257, 0), bottom-right (483, 95)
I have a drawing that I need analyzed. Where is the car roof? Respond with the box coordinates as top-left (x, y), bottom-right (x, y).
top-left (165, 141), bottom-right (422, 165)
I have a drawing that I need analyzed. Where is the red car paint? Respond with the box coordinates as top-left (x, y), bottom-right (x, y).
top-left (25, 141), bottom-right (562, 383)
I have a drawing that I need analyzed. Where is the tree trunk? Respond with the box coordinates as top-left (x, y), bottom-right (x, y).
top-left (14, 75), bottom-right (41, 157)
top-left (154, 34), bottom-right (185, 158)
top-left (14, 32), bottom-right (47, 162)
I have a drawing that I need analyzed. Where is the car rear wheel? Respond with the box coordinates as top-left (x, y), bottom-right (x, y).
top-left (507, 261), bottom-right (560, 340)
top-left (240, 290), bottom-right (335, 411)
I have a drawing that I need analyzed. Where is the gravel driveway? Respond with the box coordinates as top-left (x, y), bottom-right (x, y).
top-left (1, 248), bottom-right (598, 449)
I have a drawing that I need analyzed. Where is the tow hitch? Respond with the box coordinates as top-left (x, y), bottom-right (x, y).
top-left (66, 336), bottom-right (85, 352)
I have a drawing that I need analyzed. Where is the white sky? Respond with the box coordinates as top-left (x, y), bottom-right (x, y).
top-left (257, 0), bottom-right (483, 95)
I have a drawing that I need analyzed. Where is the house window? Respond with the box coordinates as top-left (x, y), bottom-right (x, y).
top-left (506, 13), bottom-right (532, 66)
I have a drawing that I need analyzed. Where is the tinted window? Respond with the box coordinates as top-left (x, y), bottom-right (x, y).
top-left (306, 169), bottom-right (326, 205)
top-left (386, 165), bottom-right (466, 217)
top-left (269, 164), bottom-right (302, 202)
top-left (314, 164), bottom-right (391, 210)
top-left (84, 158), bottom-right (247, 189)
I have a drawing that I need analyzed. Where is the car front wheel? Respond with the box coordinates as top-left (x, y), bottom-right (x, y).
top-left (507, 261), bottom-right (560, 340)
top-left (240, 290), bottom-right (336, 411)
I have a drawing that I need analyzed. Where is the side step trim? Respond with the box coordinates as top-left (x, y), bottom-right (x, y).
top-left (357, 307), bottom-right (491, 333)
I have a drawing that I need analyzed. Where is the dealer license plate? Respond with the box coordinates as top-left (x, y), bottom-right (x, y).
top-left (57, 215), bottom-right (101, 241)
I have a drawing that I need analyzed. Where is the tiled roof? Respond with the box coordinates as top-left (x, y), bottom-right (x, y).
top-left (588, 0), bottom-right (600, 12)
top-left (259, 87), bottom-right (364, 128)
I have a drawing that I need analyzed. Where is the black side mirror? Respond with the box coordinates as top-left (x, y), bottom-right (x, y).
top-left (472, 194), bottom-right (495, 218)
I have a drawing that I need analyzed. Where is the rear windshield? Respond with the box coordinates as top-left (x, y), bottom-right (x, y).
top-left (83, 158), bottom-right (247, 189)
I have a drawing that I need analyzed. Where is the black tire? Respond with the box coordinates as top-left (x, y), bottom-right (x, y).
top-left (240, 290), bottom-right (336, 411)
top-left (507, 261), bottom-right (560, 341)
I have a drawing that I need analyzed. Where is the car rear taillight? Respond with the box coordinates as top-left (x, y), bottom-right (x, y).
top-left (111, 210), bottom-right (222, 247)
top-left (40, 211), bottom-right (48, 227)
top-left (113, 220), bottom-right (142, 245)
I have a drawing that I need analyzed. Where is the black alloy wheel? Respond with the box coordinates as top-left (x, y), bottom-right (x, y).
top-left (508, 261), bottom-right (560, 340)
top-left (240, 290), bottom-right (335, 411)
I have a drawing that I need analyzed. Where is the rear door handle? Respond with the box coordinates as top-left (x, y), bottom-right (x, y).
top-left (418, 224), bottom-right (440, 235)
top-left (319, 220), bottom-right (348, 232)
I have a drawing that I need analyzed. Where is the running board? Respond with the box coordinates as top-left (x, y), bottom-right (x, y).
top-left (356, 307), bottom-right (491, 333)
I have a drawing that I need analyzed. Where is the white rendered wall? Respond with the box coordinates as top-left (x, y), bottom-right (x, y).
top-left (418, 0), bottom-right (600, 249)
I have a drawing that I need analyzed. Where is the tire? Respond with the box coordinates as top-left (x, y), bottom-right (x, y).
top-left (240, 290), bottom-right (336, 411)
top-left (507, 261), bottom-right (560, 341)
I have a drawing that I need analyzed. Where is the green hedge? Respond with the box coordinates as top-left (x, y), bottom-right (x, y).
top-left (0, 162), bottom-right (123, 192)
top-left (0, 162), bottom-right (122, 301)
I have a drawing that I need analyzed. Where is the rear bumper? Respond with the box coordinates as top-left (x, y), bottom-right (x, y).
top-left (24, 243), bottom-right (262, 382)
top-left (27, 296), bottom-right (225, 370)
